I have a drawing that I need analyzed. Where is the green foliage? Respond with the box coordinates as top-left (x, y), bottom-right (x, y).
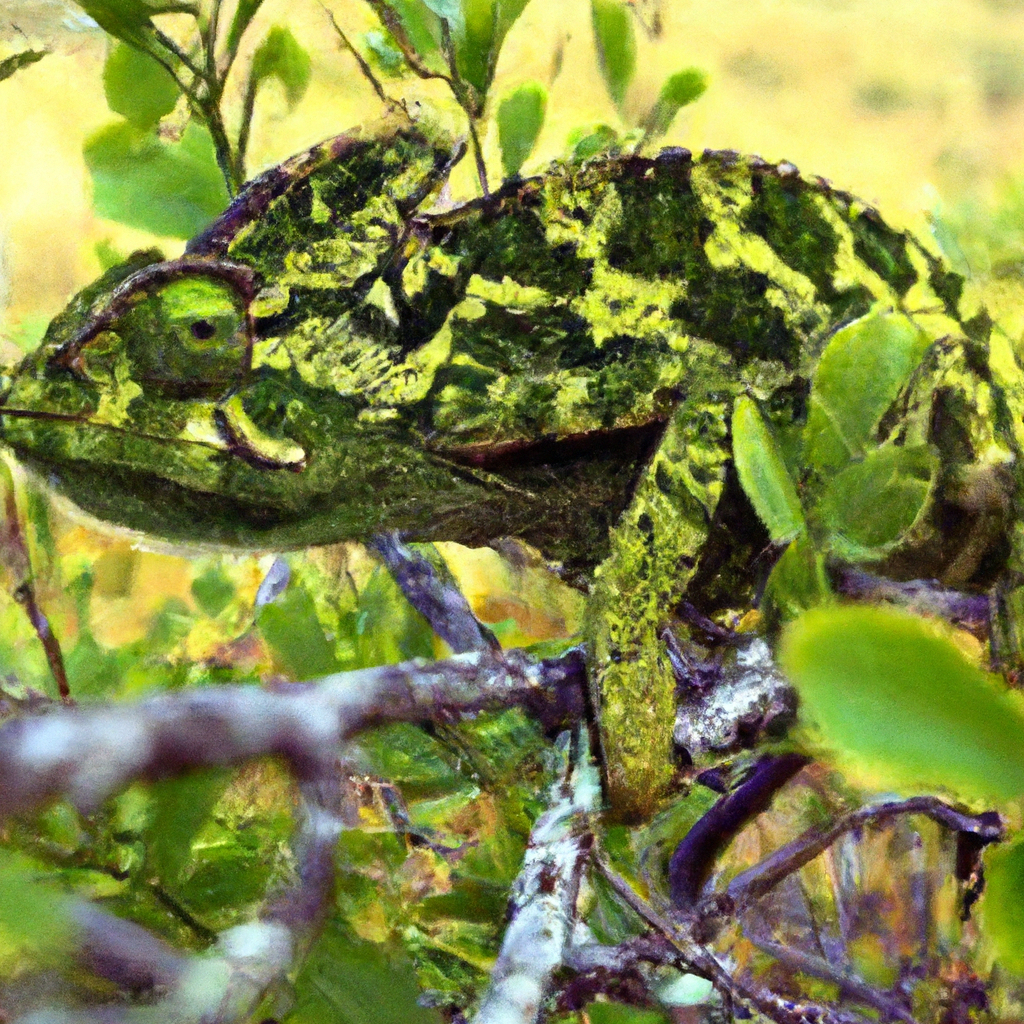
top-left (0, 849), bottom-right (73, 966)
top-left (780, 605), bottom-right (1024, 801)
top-left (147, 770), bottom-right (231, 886)
top-left (591, 0), bottom-right (636, 108)
top-left (257, 581), bottom-right (342, 679)
top-left (588, 1004), bottom-right (672, 1024)
top-left (804, 310), bottom-right (931, 471)
top-left (982, 835), bottom-right (1024, 975)
top-left (72, 0), bottom-right (167, 52)
top-left (288, 919), bottom-right (443, 1023)
top-left (250, 26), bottom-right (312, 109)
top-left (0, 49), bottom-right (47, 84)
top-left (84, 120), bottom-right (230, 238)
top-left (642, 68), bottom-right (708, 140)
top-left (497, 80), bottom-right (547, 177)
top-left (225, 0), bottom-right (264, 59)
top-left (103, 42), bottom-right (179, 128)
top-left (817, 444), bottom-right (936, 559)
top-left (732, 395), bottom-right (805, 543)
top-left (734, 310), bottom-right (938, 621)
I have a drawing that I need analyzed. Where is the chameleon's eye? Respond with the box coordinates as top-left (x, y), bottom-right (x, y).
top-left (51, 258), bottom-right (256, 399)
top-left (190, 319), bottom-right (217, 341)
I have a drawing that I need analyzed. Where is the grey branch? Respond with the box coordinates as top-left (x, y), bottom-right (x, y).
top-left (0, 647), bottom-right (581, 822)
top-left (372, 533), bottom-right (501, 654)
top-left (472, 730), bottom-right (598, 1024)
top-left (725, 796), bottom-right (1004, 912)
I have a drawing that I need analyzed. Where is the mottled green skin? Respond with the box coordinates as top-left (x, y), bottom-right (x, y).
top-left (4, 115), bottom-right (1023, 819)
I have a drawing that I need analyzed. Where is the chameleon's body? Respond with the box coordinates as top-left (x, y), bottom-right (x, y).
top-left (3, 114), bottom-right (1022, 819)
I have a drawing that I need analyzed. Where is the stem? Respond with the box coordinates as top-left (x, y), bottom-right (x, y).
top-left (726, 796), bottom-right (1004, 911)
top-left (324, 4), bottom-right (391, 105)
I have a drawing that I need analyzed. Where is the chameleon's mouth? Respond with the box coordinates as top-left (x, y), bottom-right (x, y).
top-left (0, 398), bottom-right (306, 473)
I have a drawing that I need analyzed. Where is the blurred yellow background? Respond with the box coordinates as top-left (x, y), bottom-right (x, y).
top-left (3, 0), bottom-right (1024, 327)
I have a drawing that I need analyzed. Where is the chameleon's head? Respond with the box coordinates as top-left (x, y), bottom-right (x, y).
top-left (0, 251), bottom-right (402, 546)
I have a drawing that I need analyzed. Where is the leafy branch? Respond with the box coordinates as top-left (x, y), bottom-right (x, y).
top-left (74, 0), bottom-right (311, 238)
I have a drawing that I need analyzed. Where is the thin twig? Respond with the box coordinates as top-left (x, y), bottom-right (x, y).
top-left (726, 796), bottom-right (1004, 912)
top-left (324, 4), bottom-right (391, 105)
top-left (744, 930), bottom-right (920, 1024)
top-left (372, 533), bottom-right (500, 654)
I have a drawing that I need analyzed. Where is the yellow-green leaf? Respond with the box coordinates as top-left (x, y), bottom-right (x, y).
top-left (780, 605), bottom-right (1024, 802)
top-left (732, 395), bottom-right (805, 542)
top-left (804, 310), bottom-right (932, 472)
top-left (498, 81), bottom-right (547, 177)
top-left (591, 0), bottom-right (636, 109)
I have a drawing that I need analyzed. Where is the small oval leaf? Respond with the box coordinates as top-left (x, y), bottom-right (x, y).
top-left (103, 41), bottom-right (180, 128)
top-left (498, 80), bottom-right (547, 177)
top-left (84, 121), bottom-right (230, 238)
top-left (642, 66), bottom-right (708, 140)
top-left (780, 605), bottom-right (1024, 802)
top-left (591, 0), bottom-right (636, 109)
top-left (817, 443), bottom-right (937, 560)
top-left (805, 310), bottom-right (932, 472)
top-left (250, 25), bottom-right (312, 109)
top-left (732, 395), bottom-right (805, 542)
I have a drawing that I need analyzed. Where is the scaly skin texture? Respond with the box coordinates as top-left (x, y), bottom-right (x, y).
top-left (2, 113), bottom-right (1021, 820)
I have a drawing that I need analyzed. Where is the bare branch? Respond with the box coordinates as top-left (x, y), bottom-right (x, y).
top-left (726, 796), bottom-right (1004, 912)
top-left (323, 4), bottom-right (392, 105)
top-left (832, 566), bottom-right (991, 639)
top-left (669, 753), bottom-right (810, 910)
top-left (472, 730), bottom-right (598, 1024)
top-left (744, 931), bottom-right (920, 1024)
top-left (372, 534), bottom-right (500, 654)
top-left (0, 647), bottom-right (582, 822)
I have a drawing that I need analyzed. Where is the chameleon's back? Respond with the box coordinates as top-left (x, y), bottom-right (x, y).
top-left (0, 119), bottom-right (1010, 591)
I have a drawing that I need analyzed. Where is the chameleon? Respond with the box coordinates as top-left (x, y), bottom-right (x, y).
top-left (2, 111), bottom-right (1022, 821)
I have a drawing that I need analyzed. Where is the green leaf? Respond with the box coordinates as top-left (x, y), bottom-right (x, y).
top-left (363, 30), bottom-right (408, 77)
top-left (497, 80), bottom-right (547, 177)
top-left (103, 42), bottom-right (180, 128)
top-left (642, 67), bottom-right (708, 140)
top-left (421, 0), bottom-right (464, 29)
top-left (385, 0), bottom-right (443, 61)
top-left (591, 0), bottom-right (636, 109)
top-left (287, 919), bottom-right (443, 1023)
top-left (0, 849), bottom-right (73, 961)
top-left (732, 396), bottom-right (805, 542)
top-left (456, 0), bottom-right (531, 98)
top-left (225, 0), bottom-right (263, 58)
top-left (192, 566), bottom-right (236, 617)
top-left (817, 444), bottom-right (937, 560)
top-left (84, 120), bottom-right (229, 238)
top-left (780, 605), bottom-right (1024, 801)
top-left (147, 769), bottom-right (230, 885)
top-left (257, 582), bottom-right (340, 679)
top-left (0, 49), bottom-right (47, 84)
top-left (567, 123), bottom-right (620, 162)
top-left (72, 0), bottom-right (159, 49)
top-left (983, 835), bottom-right (1024, 976)
top-left (762, 534), bottom-right (830, 625)
top-left (804, 310), bottom-right (932, 472)
top-left (250, 26), bottom-right (312, 109)
top-left (588, 1004), bottom-right (672, 1024)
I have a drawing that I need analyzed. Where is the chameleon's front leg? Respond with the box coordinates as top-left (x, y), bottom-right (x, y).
top-left (585, 395), bottom-right (731, 822)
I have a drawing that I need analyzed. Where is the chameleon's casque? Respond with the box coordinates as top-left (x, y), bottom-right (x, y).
top-left (4, 113), bottom-right (1021, 819)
